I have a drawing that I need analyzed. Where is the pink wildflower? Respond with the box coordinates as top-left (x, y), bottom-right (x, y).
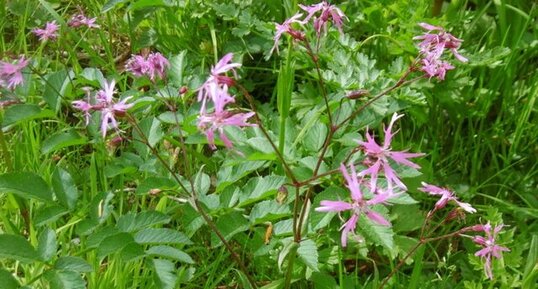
top-left (125, 52), bottom-right (169, 81)
top-left (197, 85), bottom-right (255, 149)
top-left (414, 23), bottom-right (467, 80)
top-left (357, 113), bottom-right (425, 192)
top-left (472, 222), bottom-right (510, 279)
top-left (299, 1), bottom-right (347, 36)
top-left (419, 182), bottom-right (476, 214)
top-left (197, 53), bottom-right (241, 114)
top-left (271, 12), bottom-right (306, 55)
top-left (71, 80), bottom-right (133, 138)
top-left (68, 13), bottom-right (100, 28)
top-left (0, 56), bottom-right (30, 90)
top-left (32, 21), bottom-right (60, 42)
top-left (315, 163), bottom-right (394, 247)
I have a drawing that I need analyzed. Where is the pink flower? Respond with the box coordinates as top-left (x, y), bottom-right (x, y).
top-left (299, 1), bottom-right (347, 36)
top-left (419, 182), bottom-right (476, 214)
top-left (72, 80), bottom-right (133, 138)
top-left (357, 113), bottom-right (425, 192)
top-left (315, 164), bottom-right (394, 247)
top-left (414, 23), bottom-right (467, 80)
top-left (32, 21), bottom-right (59, 41)
top-left (197, 85), bottom-right (255, 149)
top-left (271, 12), bottom-right (306, 55)
top-left (125, 52), bottom-right (169, 81)
top-left (68, 13), bottom-right (99, 28)
top-left (472, 222), bottom-right (510, 279)
top-left (197, 53), bottom-right (241, 114)
top-left (0, 56), bottom-right (30, 90)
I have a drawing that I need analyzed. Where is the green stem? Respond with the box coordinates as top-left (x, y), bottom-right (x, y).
top-left (283, 244), bottom-right (298, 288)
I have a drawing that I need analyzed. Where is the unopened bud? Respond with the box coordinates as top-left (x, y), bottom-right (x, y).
top-left (179, 86), bottom-right (188, 94)
top-left (347, 89), bottom-right (370, 99)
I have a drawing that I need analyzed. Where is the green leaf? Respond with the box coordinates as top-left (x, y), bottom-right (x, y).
top-left (146, 245), bottom-right (194, 264)
top-left (117, 211), bottom-right (171, 233)
top-left (42, 130), bottom-right (87, 155)
top-left (79, 68), bottom-right (105, 84)
top-left (153, 259), bottom-right (178, 289)
top-left (45, 270), bottom-right (86, 289)
top-left (129, 0), bottom-right (168, 10)
top-left (101, 0), bottom-right (127, 13)
top-left (43, 70), bottom-right (74, 112)
top-left (38, 228), bottom-right (57, 262)
top-left (358, 213), bottom-right (396, 257)
top-left (239, 175), bottom-right (286, 206)
top-left (97, 232), bottom-right (135, 258)
top-left (168, 51), bottom-right (187, 85)
top-left (249, 200), bottom-right (290, 224)
top-left (52, 168), bottom-right (79, 210)
top-left (0, 234), bottom-right (39, 263)
top-left (211, 211), bottom-right (250, 247)
top-left (120, 242), bottom-right (145, 261)
top-left (35, 205), bottom-right (70, 226)
top-left (0, 268), bottom-right (20, 289)
top-left (136, 177), bottom-right (177, 195)
top-left (304, 123), bottom-right (328, 152)
top-left (55, 257), bottom-right (93, 273)
top-left (297, 239), bottom-right (319, 271)
top-left (523, 235), bottom-right (538, 289)
top-left (310, 186), bottom-right (347, 231)
top-left (311, 272), bottom-right (338, 289)
top-left (216, 161), bottom-right (266, 192)
top-left (134, 228), bottom-right (192, 245)
top-left (2, 104), bottom-right (54, 127)
top-left (0, 172), bottom-right (53, 202)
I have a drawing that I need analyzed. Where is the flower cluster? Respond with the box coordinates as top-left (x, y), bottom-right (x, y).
top-left (68, 13), bottom-right (99, 29)
top-left (196, 53), bottom-right (255, 150)
top-left (72, 80), bottom-right (133, 138)
top-left (419, 182), bottom-right (476, 216)
top-left (465, 222), bottom-right (510, 279)
top-left (272, 1), bottom-right (347, 54)
top-left (32, 21), bottom-right (59, 42)
top-left (414, 23), bottom-right (468, 80)
top-left (125, 52), bottom-right (170, 81)
top-left (0, 56), bottom-right (30, 90)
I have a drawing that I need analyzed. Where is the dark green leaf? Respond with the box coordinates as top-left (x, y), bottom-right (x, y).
top-left (55, 257), bottom-right (93, 273)
top-left (97, 233), bottom-right (135, 258)
top-left (211, 211), bottom-right (249, 247)
top-left (146, 245), bottom-right (194, 264)
top-left (153, 259), bottom-right (178, 289)
top-left (43, 70), bottom-right (74, 112)
top-left (0, 234), bottom-right (39, 263)
top-left (101, 0), bottom-right (127, 13)
top-left (0, 172), bottom-right (53, 202)
top-left (297, 239), bottom-right (319, 271)
top-left (45, 270), bottom-right (86, 289)
top-left (38, 228), bottom-right (57, 262)
top-left (168, 51), bottom-right (187, 85)
top-left (134, 228), bottom-right (192, 245)
top-left (42, 130), bottom-right (87, 155)
top-left (117, 211), bottom-right (171, 233)
top-left (52, 168), bottom-right (79, 210)
top-left (0, 268), bottom-right (20, 289)
top-left (2, 104), bottom-right (54, 127)
top-left (35, 205), bottom-right (70, 226)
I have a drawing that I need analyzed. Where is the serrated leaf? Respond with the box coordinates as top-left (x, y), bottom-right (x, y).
top-left (0, 234), bottom-right (39, 263)
top-left (153, 259), bottom-right (178, 289)
top-left (168, 51), bottom-right (187, 85)
top-left (97, 232), bottom-right (135, 258)
top-left (120, 242), bottom-right (145, 261)
top-left (146, 245), bottom-right (194, 264)
top-left (55, 256), bottom-right (93, 273)
top-left (0, 268), bottom-right (20, 289)
top-left (297, 239), bottom-right (319, 271)
top-left (38, 228), bottom-right (57, 262)
top-left (42, 130), bottom-right (87, 155)
top-left (134, 228), bottom-right (192, 245)
top-left (278, 238), bottom-right (297, 271)
top-left (249, 200), bottom-right (290, 224)
top-left (52, 168), bottom-right (79, 210)
top-left (211, 211), bottom-right (250, 247)
top-left (2, 104), bottom-right (54, 127)
top-left (358, 215), bottom-right (396, 257)
top-left (312, 272), bottom-right (338, 289)
top-left (35, 205), bottom-right (70, 226)
top-left (43, 70), bottom-right (74, 112)
top-left (136, 177), bottom-right (177, 195)
top-left (45, 270), bottom-right (86, 289)
top-left (117, 211), bottom-right (171, 233)
top-left (304, 123), bottom-right (328, 152)
top-left (239, 175), bottom-right (286, 206)
top-left (101, 0), bottom-right (127, 13)
top-left (0, 172), bottom-right (53, 202)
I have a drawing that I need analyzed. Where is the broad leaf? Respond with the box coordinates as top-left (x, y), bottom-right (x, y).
top-left (134, 228), bottom-right (192, 245)
top-left (2, 104), bottom-right (54, 127)
top-left (55, 256), bottom-right (93, 273)
top-left (0, 268), bottom-right (20, 289)
top-left (153, 259), bottom-right (178, 289)
top-left (0, 234), bottom-right (39, 263)
top-left (52, 168), bottom-right (79, 210)
top-left (45, 270), bottom-right (86, 289)
top-left (239, 175), bottom-right (286, 206)
top-left (35, 205), bottom-right (70, 226)
top-left (42, 130), bottom-right (87, 155)
top-left (146, 245), bottom-right (194, 264)
top-left (297, 239), bottom-right (319, 271)
top-left (117, 211), bottom-right (171, 233)
top-left (38, 228), bottom-right (57, 262)
top-left (0, 172), bottom-right (54, 202)
top-left (43, 70), bottom-right (74, 112)
top-left (211, 211), bottom-right (250, 247)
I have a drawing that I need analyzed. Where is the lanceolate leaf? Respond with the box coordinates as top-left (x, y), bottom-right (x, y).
top-left (153, 259), bottom-right (178, 289)
top-left (0, 172), bottom-right (54, 203)
top-left (146, 245), bottom-right (194, 264)
top-left (0, 268), bottom-right (20, 289)
top-left (116, 211), bottom-right (171, 233)
top-left (55, 256), bottom-right (93, 273)
top-left (134, 228), bottom-right (192, 245)
top-left (51, 168), bottom-right (79, 210)
top-left (38, 228), bottom-right (57, 262)
top-left (45, 270), bottom-right (86, 289)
